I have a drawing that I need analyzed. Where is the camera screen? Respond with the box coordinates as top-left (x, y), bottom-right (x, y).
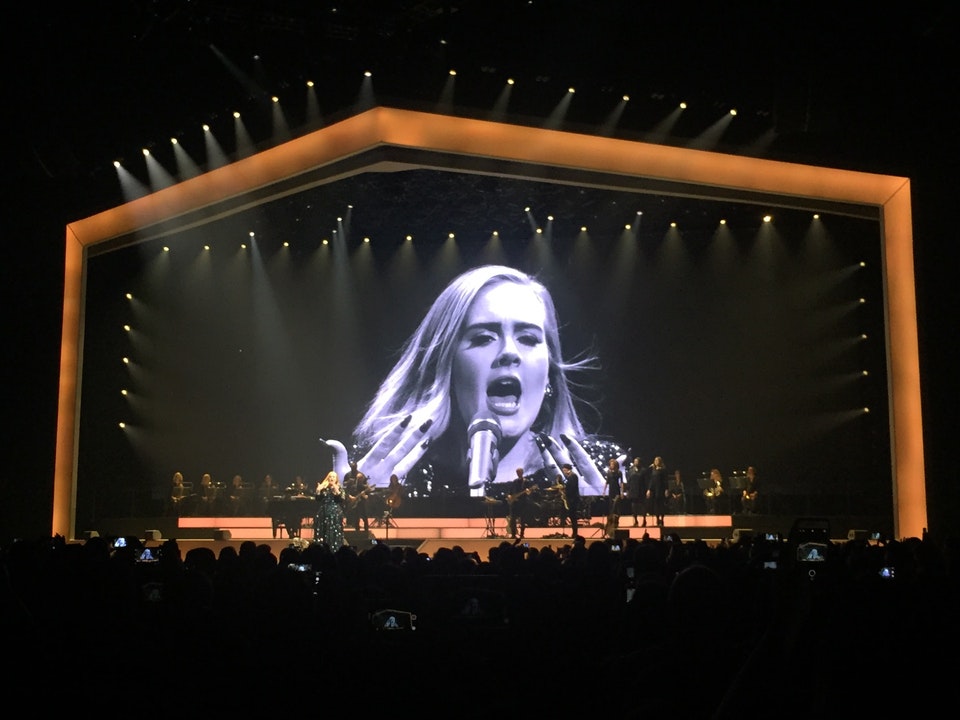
top-left (796, 542), bottom-right (828, 562)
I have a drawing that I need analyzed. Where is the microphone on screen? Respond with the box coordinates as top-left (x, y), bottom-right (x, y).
top-left (467, 414), bottom-right (502, 497)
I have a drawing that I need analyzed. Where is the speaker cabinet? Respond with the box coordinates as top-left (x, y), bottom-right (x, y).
top-left (213, 529), bottom-right (232, 540)
top-left (344, 530), bottom-right (375, 548)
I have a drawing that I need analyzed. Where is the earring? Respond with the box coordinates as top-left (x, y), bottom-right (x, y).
top-left (544, 383), bottom-right (554, 398)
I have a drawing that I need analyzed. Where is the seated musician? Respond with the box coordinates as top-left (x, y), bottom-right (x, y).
top-left (169, 471), bottom-right (188, 515)
top-left (703, 468), bottom-right (725, 514)
top-left (385, 473), bottom-right (404, 515)
top-left (286, 476), bottom-right (309, 498)
top-left (667, 469), bottom-right (686, 515)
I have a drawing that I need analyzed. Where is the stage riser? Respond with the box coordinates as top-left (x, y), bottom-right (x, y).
top-left (85, 514), bottom-right (892, 544)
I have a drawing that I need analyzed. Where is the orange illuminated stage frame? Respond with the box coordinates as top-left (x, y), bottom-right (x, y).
top-left (55, 106), bottom-right (925, 540)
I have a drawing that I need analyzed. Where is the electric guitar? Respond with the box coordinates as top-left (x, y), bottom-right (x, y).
top-left (347, 486), bottom-right (378, 509)
top-left (505, 486), bottom-right (534, 505)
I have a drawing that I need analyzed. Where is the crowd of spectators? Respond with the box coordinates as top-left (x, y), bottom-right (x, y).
top-left (2, 528), bottom-right (958, 717)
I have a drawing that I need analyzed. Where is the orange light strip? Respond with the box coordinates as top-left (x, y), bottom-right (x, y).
top-left (55, 107), bottom-right (925, 540)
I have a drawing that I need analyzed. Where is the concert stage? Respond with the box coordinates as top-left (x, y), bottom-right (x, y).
top-left (87, 509), bottom-right (891, 557)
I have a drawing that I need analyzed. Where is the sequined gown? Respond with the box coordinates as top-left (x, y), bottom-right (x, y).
top-left (314, 487), bottom-right (345, 548)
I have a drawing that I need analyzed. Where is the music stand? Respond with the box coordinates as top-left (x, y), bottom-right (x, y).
top-left (482, 496), bottom-right (502, 538)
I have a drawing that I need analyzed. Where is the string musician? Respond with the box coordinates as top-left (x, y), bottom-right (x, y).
top-left (385, 473), bottom-right (404, 514)
top-left (506, 467), bottom-right (536, 539)
top-left (703, 468), bottom-right (725, 514)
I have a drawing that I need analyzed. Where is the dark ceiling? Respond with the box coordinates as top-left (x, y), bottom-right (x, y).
top-left (11, 1), bottom-right (954, 219)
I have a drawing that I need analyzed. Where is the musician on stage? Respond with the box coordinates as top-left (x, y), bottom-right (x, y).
top-left (344, 462), bottom-right (371, 533)
top-left (507, 467), bottom-right (535, 540)
top-left (385, 473), bottom-right (404, 515)
top-left (559, 463), bottom-right (581, 538)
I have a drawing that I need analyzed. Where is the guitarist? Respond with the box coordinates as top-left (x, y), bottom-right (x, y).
top-left (506, 467), bottom-right (535, 540)
top-left (344, 461), bottom-right (371, 533)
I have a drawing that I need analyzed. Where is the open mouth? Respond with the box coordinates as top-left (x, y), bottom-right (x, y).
top-left (487, 376), bottom-right (521, 414)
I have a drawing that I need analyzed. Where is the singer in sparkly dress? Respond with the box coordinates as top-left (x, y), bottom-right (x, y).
top-left (313, 471), bottom-right (345, 548)
top-left (322, 265), bottom-right (626, 498)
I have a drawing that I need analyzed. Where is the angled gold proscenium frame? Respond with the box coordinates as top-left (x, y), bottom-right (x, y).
top-left (55, 106), bottom-right (924, 540)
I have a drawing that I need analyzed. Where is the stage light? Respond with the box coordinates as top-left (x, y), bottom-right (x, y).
top-left (449, 69), bottom-right (457, 76)
top-left (204, 245), bottom-right (210, 251)
top-left (763, 215), bottom-right (772, 222)
top-left (363, 237), bottom-right (370, 243)
top-left (720, 219), bottom-right (727, 225)
top-left (119, 422), bottom-right (126, 429)
top-left (306, 80), bottom-right (314, 87)
top-left (163, 246), bottom-right (169, 252)
top-left (568, 87), bottom-right (576, 93)
top-left (730, 108), bottom-right (737, 116)
top-left (123, 357), bottom-right (130, 364)
top-left (123, 324), bottom-right (131, 332)
top-left (860, 261), bottom-right (866, 267)
top-left (113, 160), bottom-right (121, 168)
top-left (813, 213), bottom-right (820, 219)
top-left (507, 78), bottom-right (515, 85)
top-left (625, 224), bottom-right (631, 230)
top-left (271, 96), bottom-right (279, 103)
top-left (142, 148), bottom-right (150, 156)
top-left (364, 71), bottom-right (372, 77)
top-left (406, 235), bottom-right (413, 241)
top-left (202, 124), bottom-right (210, 132)
top-left (679, 101), bottom-right (687, 109)
top-left (284, 241), bottom-right (290, 247)
top-left (623, 95), bottom-right (630, 101)
top-left (125, 293), bottom-right (132, 300)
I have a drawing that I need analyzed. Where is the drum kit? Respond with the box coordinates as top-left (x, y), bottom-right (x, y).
top-left (481, 478), bottom-right (569, 537)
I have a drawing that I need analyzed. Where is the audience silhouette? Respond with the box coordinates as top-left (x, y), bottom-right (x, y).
top-left (2, 527), bottom-right (957, 716)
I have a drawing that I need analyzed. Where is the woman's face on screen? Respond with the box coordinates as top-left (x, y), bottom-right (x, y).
top-left (452, 280), bottom-right (551, 442)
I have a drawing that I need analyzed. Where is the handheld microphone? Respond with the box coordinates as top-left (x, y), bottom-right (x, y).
top-left (467, 415), bottom-right (502, 497)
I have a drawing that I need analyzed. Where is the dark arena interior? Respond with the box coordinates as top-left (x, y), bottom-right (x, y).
top-left (4, 2), bottom-right (959, 715)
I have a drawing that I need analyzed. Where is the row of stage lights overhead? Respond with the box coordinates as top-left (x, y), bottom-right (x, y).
top-left (111, 66), bottom-right (764, 190)
top-left (147, 212), bottom-right (845, 251)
